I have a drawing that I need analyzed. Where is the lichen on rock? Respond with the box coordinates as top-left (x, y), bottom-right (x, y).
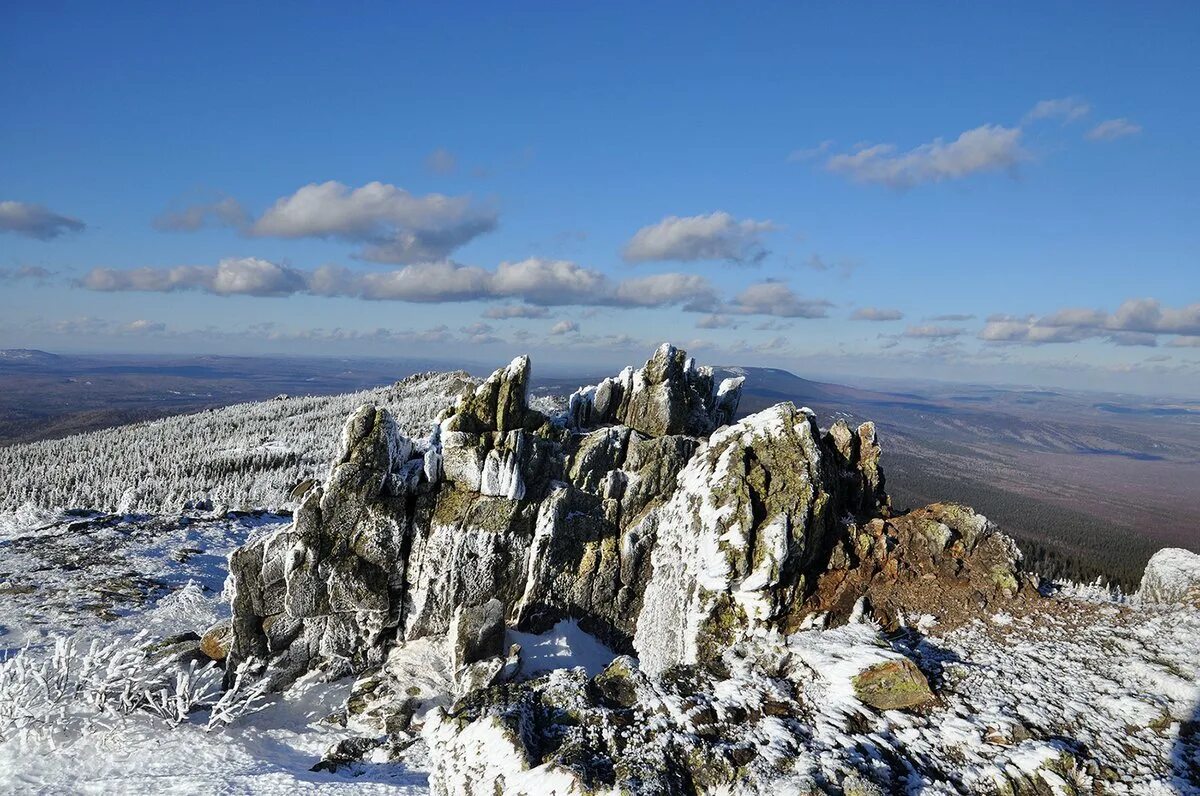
top-left (219, 342), bottom-right (1052, 793)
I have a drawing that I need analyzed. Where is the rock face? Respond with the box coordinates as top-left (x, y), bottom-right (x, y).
top-left (567, 343), bottom-right (745, 438)
top-left (225, 345), bottom-right (913, 687)
top-left (799, 502), bottom-right (1030, 632)
top-left (217, 343), bottom-right (1059, 793)
top-left (1137, 547), bottom-right (1200, 606)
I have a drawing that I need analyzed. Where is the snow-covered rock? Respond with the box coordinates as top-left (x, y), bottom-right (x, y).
top-left (1137, 547), bottom-right (1200, 606)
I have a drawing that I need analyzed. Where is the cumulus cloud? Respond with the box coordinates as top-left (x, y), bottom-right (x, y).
top-left (78, 256), bottom-right (724, 313)
top-left (251, 181), bottom-right (497, 263)
top-left (1024, 97), bottom-right (1091, 124)
top-left (82, 257), bottom-right (307, 297)
top-left (622, 212), bottom-right (775, 265)
top-left (903, 325), bottom-right (967, 339)
top-left (610, 273), bottom-right (719, 312)
top-left (550, 320), bottom-right (579, 335)
top-left (979, 299), bottom-right (1200, 345)
top-left (491, 258), bottom-right (608, 305)
top-left (825, 125), bottom-right (1026, 189)
top-left (0, 201), bottom-right (85, 240)
top-left (1086, 118), bottom-right (1142, 141)
top-left (153, 196), bottom-right (249, 232)
top-left (726, 281), bottom-right (831, 318)
top-left (851, 307), bottom-right (904, 321)
top-left (312, 261), bottom-right (492, 302)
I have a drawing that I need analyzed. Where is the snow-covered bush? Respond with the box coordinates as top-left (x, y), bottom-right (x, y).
top-left (0, 371), bottom-right (473, 515)
top-left (0, 632), bottom-right (272, 750)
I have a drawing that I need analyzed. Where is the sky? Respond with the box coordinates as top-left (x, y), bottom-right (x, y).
top-left (2, 3), bottom-right (1198, 394)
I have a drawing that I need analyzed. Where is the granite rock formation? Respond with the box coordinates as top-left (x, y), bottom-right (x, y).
top-left (226, 343), bottom-right (912, 687)
top-left (224, 343), bottom-right (1042, 793)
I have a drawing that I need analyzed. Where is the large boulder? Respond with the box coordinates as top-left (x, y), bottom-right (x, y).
top-left (799, 502), bottom-right (1029, 631)
top-left (1137, 547), bottom-right (1200, 606)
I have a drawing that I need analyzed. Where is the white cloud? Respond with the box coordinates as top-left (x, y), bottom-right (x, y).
top-left (153, 196), bottom-right (249, 232)
top-left (0, 201), bottom-right (85, 240)
top-left (550, 320), bottom-right (579, 335)
top-left (317, 261), bottom-right (492, 302)
top-left (1086, 118), bottom-right (1142, 141)
top-left (251, 181), bottom-right (496, 263)
top-left (622, 211), bottom-right (775, 265)
top-left (124, 319), bottom-right (166, 334)
top-left (1024, 97), bottom-right (1091, 124)
top-left (610, 273), bottom-right (719, 311)
top-left (903, 325), bottom-right (967, 339)
top-left (851, 307), bottom-right (904, 321)
top-left (825, 124), bottom-right (1026, 189)
top-left (726, 281), bottom-right (831, 318)
top-left (979, 299), bottom-right (1200, 345)
top-left (78, 256), bottom-right (723, 313)
top-left (491, 258), bottom-right (608, 305)
top-left (82, 257), bottom-right (307, 297)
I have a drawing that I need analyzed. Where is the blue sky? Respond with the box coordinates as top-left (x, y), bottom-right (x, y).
top-left (2, 3), bottom-right (1198, 393)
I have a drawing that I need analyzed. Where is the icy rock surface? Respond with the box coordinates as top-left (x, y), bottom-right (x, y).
top-left (1137, 547), bottom-right (1200, 606)
top-left (226, 345), bottom-right (900, 687)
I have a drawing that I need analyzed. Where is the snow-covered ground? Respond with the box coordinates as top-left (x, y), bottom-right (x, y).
top-left (1, 507), bottom-right (1196, 793)
top-left (0, 370), bottom-right (472, 515)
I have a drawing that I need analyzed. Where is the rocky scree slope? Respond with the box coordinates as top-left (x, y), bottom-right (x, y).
top-left (214, 344), bottom-right (1130, 795)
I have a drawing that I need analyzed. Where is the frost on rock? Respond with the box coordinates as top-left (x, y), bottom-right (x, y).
top-left (1137, 547), bottom-right (1200, 606)
top-left (225, 345), bottom-right (905, 689)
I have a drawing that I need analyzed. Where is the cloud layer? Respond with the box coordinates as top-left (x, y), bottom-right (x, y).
top-left (0, 201), bottom-right (85, 240)
top-left (251, 181), bottom-right (497, 263)
top-left (851, 307), bottom-right (904, 321)
top-left (980, 299), bottom-right (1200, 345)
top-left (623, 212), bottom-right (775, 265)
top-left (77, 257), bottom-right (840, 321)
top-left (825, 125), bottom-right (1026, 189)
top-left (155, 181), bottom-right (496, 263)
top-left (1086, 118), bottom-right (1142, 141)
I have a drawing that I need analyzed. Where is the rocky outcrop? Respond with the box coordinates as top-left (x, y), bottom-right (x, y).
top-left (227, 346), bottom-right (757, 686)
top-left (798, 502), bottom-right (1030, 632)
top-left (1137, 547), bottom-right (1200, 606)
top-left (214, 343), bottom-right (1076, 793)
top-left (567, 343), bottom-right (744, 438)
top-left (225, 342), bottom-right (1022, 690)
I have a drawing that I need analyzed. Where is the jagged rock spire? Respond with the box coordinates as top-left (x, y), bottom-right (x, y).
top-left (223, 345), bottom-right (1024, 693)
top-left (568, 342), bottom-right (745, 437)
